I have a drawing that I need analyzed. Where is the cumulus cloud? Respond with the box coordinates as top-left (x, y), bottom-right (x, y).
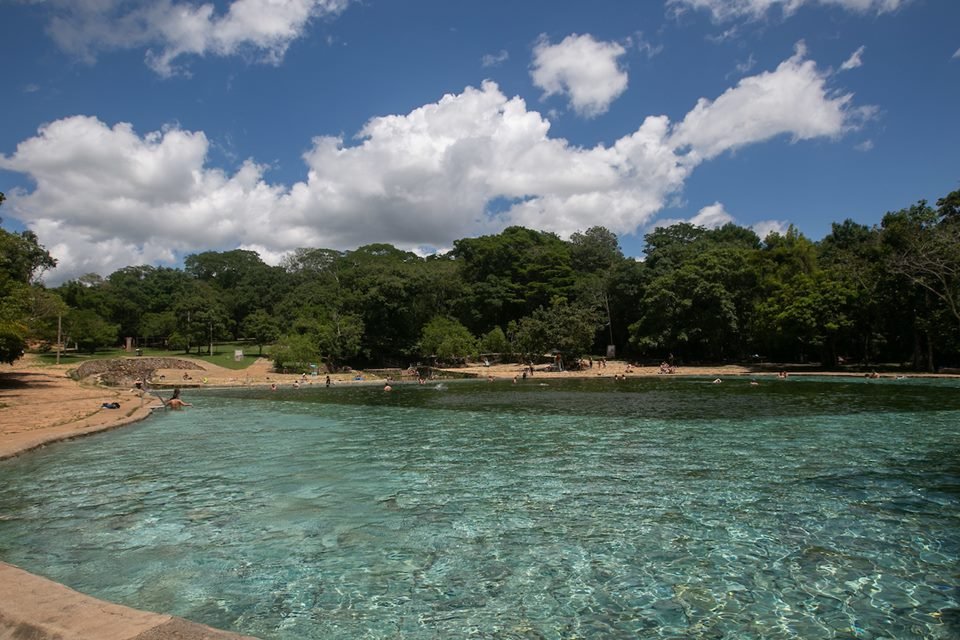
top-left (651, 202), bottom-right (787, 240)
top-left (840, 45), bottom-right (865, 70)
top-left (35, 0), bottom-right (351, 76)
top-left (2, 47), bottom-right (869, 283)
top-left (668, 0), bottom-right (908, 21)
top-left (751, 218), bottom-right (789, 239)
top-left (530, 33), bottom-right (629, 118)
top-left (692, 202), bottom-right (736, 227)
top-left (670, 42), bottom-right (873, 162)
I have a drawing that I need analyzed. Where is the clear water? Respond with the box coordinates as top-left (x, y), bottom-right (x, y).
top-left (1, 377), bottom-right (959, 639)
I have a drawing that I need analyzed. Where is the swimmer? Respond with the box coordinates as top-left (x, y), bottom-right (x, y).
top-left (712, 378), bottom-right (722, 384)
top-left (166, 397), bottom-right (191, 410)
top-left (384, 383), bottom-right (393, 392)
top-left (166, 388), bottom-right (191, 410)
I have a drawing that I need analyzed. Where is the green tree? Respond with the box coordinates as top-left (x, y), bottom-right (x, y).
top-left (172, 283), bottom-right (230, 354)
top-left (0, 192), bottom-right (59, 362)
top-left (315, 311), bottom-right (364, 371)
top-left (420, 316), bottom-right (477, 362)
top-left (242, 309), bottom-right (281, 356)
top-left (511, 300), bottom-right (601, 364)
top-left (272, 333), bottom-right (319, 372)
top-left (479, 326), bottom-right (510, 356)
top-left (453, 227), bottom-right (575, 332)
top-left (140, 311), bottom-right (177, 347)
top-left (64, 309), bottom-right (119, 354)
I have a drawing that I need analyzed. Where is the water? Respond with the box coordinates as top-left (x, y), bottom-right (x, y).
top-left (1, 376), bottom-right (959, 639)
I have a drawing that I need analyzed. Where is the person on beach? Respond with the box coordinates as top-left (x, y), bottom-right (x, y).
top-left (325, 375), bottom-right (331, 387)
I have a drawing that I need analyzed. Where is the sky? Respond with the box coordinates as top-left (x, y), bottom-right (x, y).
top-left (1, 0), bottom-right (958, 284)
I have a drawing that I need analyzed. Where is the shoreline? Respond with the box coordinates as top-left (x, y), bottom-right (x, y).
top-left (2, 355), bottom-right (958, 639)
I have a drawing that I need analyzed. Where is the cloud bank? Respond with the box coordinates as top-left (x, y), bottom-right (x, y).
top-left (1, 47), bottom-right (867, 282)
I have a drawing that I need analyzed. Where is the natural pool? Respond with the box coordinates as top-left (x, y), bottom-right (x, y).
top-left (1, 376), bottom-right (959, 639)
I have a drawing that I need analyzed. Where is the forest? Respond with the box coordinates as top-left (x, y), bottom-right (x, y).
top-left (2, 188), bottom-right (958, 371)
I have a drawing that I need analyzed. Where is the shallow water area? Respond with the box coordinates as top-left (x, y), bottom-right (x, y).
top-left (1, 376), bottom-right (959, 639)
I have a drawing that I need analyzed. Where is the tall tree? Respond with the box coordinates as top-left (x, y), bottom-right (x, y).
top-left (0, 193), bottom-right (59, 362)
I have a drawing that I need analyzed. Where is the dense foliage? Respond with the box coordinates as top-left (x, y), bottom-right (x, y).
top-left (0, 192), bottom-right (60, 363)
top-left (3, 188), bottom-right (958, 371)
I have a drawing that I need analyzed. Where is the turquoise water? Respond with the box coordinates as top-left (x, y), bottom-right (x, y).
top-left (1, 376), bottom-right (959, 639)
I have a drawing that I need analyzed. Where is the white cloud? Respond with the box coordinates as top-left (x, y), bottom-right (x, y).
top-left (36, 0), bottom-right (351, 76)
top-left (2, 47), bottom-right (868, 283)
top-left (671, 42), bottom-right (873, 162)
top-left (953, 47), bottom-right (960, 59)
top-left (840, 45), bottom-right (865, 70)
top-left (653, 202), bottom-right (788, 239)
top-left (692, 202), bottom-right (736, 227)
top-left (855, 139), bottom-right (874, 151)
top-left (482, 49), bottom-right (509, 67)
top-left (530, 33), bottom-right (629, 118)
top-left (751, 219), bottom-right (789, 239)
top-left (668, 0), bottom-right (908, 21)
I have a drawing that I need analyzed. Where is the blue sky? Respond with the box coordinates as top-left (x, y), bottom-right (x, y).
top-left (1, 0), bottom-right (957, 283)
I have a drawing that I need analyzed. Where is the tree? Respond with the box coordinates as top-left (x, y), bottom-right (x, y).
top-left (453, 227), bottom-right (575, 332)
top-left (172, 283), bottom-right (230, 354)
top-left (420, 316), bottom-right (477, 362)
top-left (315, 311), bottom-right (364, 371)
top-left (883, 197), bottom-right (960, 329)
top-left (242, 309), bottom-right (281, 356)
top-left (479, 326), bottom-right (510, 356)
top-left (64, 309), bottom-right (118, 354)
top-left (271, 333), bottom-right (319, 372)
top-left (511, 300), bottom-right (602, 364)
top-left (140, 311), bottom-right (178, 347)
top-left (0, 192), bottom-right (58, 362)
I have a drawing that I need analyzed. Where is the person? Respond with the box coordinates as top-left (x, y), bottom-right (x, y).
top-left (325, 375), bottom-right (331, 388)
top-left (133, 377), bottom-right (143, 390)
top-left (166, 388), bottom-right (191, 410)
top-left (712, 378), bottom-right (722, 384)
top-left (383, 383), bottom-right (392, 392)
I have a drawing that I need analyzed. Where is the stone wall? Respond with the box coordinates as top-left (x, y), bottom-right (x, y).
top-left (71, 358), bottom-right (204, 386)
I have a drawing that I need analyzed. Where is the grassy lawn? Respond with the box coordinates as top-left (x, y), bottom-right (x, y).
top-left (32, 343), bottom-right (270, 371)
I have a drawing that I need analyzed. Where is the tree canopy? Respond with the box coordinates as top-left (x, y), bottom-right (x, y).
top-left (0, 186), bottom-right (953, 371)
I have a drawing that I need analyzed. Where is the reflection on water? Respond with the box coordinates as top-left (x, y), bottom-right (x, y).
top-left (1, 377), bottom-right (959, 639)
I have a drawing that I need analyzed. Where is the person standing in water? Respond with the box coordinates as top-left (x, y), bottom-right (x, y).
top-left (166, 387), bottom-right (192, 410)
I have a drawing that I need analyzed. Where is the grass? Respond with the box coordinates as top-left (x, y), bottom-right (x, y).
top-left (31, 342), bottom-right (270, 371)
